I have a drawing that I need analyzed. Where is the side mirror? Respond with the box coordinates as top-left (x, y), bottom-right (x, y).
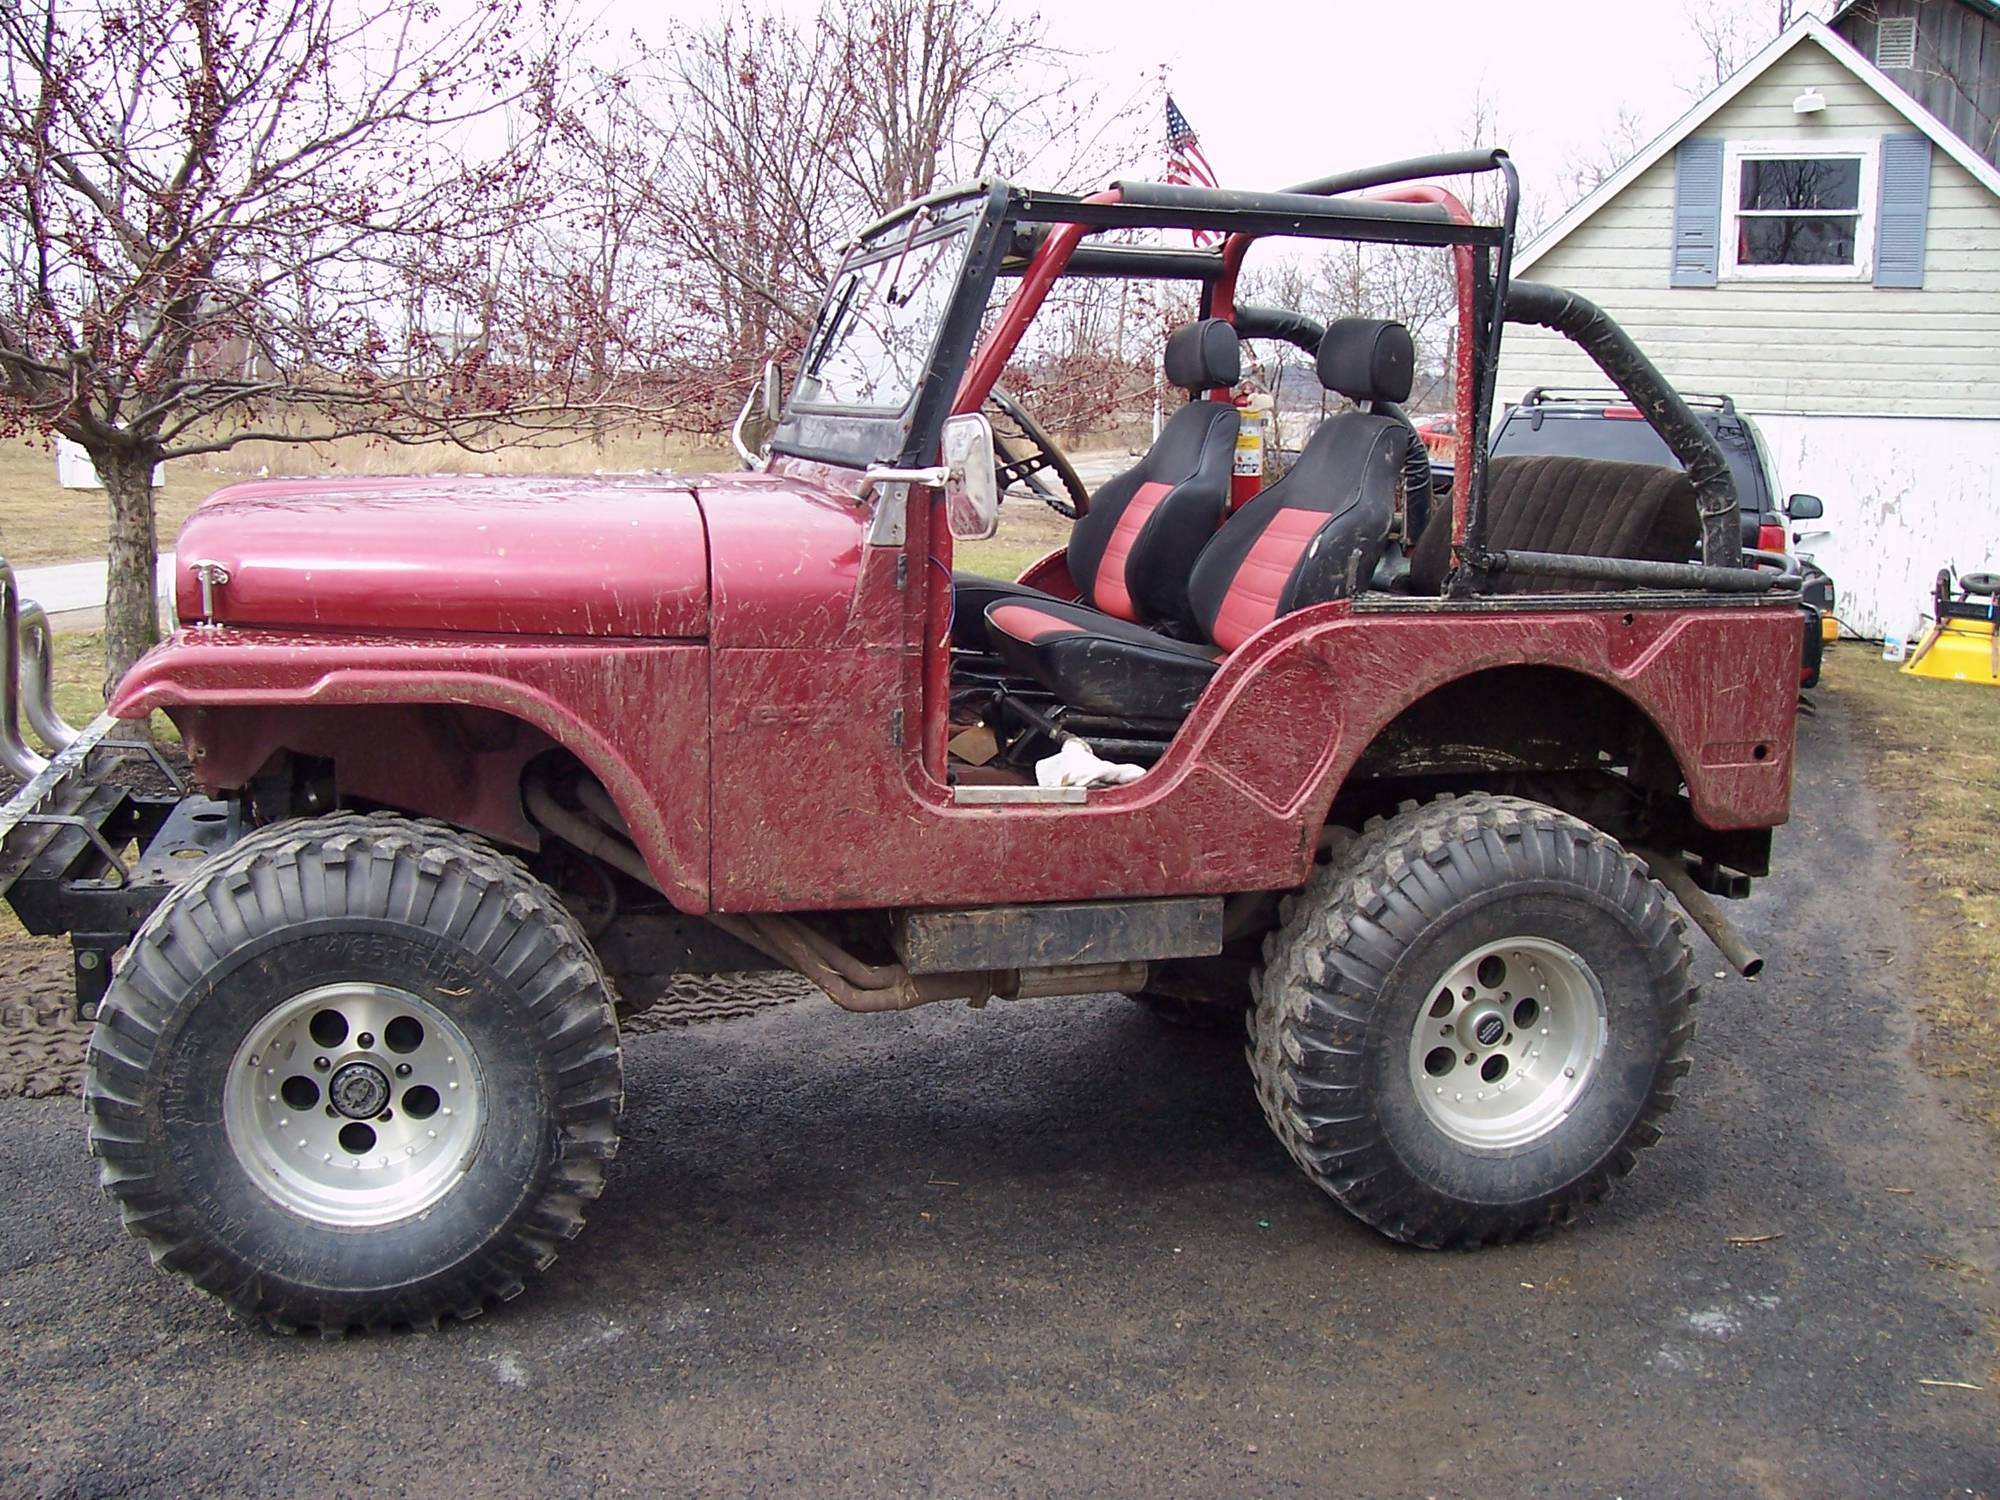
top-left (761, 360), bottom-right (783, 425)
top-left (1785, 493), bottom-right (1823, 520)
top-left (857, 414), bottom-right (1000, 542)
top-left (939, 413), bottom-right (999, 540)
top-left (731, 359), bottom-right (784, 468)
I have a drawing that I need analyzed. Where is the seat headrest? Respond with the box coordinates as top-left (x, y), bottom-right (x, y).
top-left (1163, 319), bottom-right (1241, 393)
top-left (1317, 318), bottom-right (1414, 404)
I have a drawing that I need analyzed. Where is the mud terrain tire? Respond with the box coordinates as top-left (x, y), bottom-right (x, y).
top-left (1249, 794), bottom-right (1696, 1248)
top-left (84, 813), bottom-right (622, 1333)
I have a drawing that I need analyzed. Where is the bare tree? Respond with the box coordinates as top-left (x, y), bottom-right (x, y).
top-left (0, 0), bottom-right (625, 690)
top-left (1558, 104), bottom-right (1654, 206)
top-left (830, 0), bottom-right (1126, 216)
top-left (615, 0), bottom-right (1142, 419)
top-left (1685, 0), bottom-right (1833, 94)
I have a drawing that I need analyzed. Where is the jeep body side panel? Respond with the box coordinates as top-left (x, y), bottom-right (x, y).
top-left (695, 471), bottom-right (904, 649)
top-left (702, 597), bottom-right (1800, 912)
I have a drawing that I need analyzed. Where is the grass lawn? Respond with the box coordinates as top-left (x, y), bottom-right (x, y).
top-left (0, 431), bottom-right (734, 572)
top-left (954, 495), bottom-right (1073, 580)
top-left (1822, 647), bottom-right (2000, 1141)
top-left (39, 628), bottom-right (117, 731)
top-left (0, 440), bottom-right (234, 568)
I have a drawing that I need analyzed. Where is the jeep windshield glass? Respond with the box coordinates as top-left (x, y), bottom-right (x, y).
top-left (791, 202), bottom-right (980, 414)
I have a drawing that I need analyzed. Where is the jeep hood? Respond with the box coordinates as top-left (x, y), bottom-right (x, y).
top-left (172, 475), bottom-right (709, 638)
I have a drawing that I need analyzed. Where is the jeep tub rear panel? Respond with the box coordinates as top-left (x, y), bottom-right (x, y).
top-left (0, 150), bottom-right (1812, 1332)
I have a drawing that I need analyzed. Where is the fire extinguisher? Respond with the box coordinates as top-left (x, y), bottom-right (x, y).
top-left (1231, 392), bottom-right (1273, 510)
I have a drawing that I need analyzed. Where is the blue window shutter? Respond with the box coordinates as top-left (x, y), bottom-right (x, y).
top-left (1874, 133), bottom-right (1931, 288)
top-left (1670, 138), bottom-right (1724, 288)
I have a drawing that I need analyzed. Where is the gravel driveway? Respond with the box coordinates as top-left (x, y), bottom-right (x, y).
top-left (1, 695), bottom-right (1995, 1498)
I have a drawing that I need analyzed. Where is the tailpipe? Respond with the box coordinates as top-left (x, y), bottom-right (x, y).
top-left (1641, 850), bottom-right (1764, 978)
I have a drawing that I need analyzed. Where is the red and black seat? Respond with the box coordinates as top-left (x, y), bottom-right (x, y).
top-left (984, 318), bottom-right (1415, 720)
top-left (952, 319), bottom-right (1241, 652)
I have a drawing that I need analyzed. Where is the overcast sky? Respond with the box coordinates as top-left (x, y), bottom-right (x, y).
top-left (590, 0), bottom-right (1822, 228)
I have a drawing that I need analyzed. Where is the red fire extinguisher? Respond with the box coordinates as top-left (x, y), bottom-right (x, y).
top-left (1230, 392), bottom-right (1272, 511)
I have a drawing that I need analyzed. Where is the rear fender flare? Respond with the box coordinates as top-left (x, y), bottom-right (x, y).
top-left (1160, 601), bottom-right (1794, 840)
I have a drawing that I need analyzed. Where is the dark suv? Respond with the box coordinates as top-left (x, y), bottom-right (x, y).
top-left (1491, 389), bottom-right (1822, 555)
top-left (1487, 389), bottom-right (1834, 680)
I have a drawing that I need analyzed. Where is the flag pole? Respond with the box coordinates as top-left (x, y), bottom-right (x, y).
top-left (1154, 64), bottom-right (1168, 442)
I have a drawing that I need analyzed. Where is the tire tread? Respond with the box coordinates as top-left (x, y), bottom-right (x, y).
top-left (83, 811), bottom-right (623, 1335)
top-left (1248, 793), bottom-right (1698, 1249)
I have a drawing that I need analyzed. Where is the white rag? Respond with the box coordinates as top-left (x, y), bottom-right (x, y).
top-left (1034, 736), bottom-right (1147, 789)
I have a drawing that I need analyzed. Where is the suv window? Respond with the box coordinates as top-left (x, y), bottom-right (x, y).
top-left (1489, 404), bottom-right (1775, 539)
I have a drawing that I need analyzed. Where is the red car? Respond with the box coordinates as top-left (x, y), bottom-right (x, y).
top-left (0, 151), bottom-right (1809, 1333)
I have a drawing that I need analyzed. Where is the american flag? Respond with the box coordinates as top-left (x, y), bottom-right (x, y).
top-left (1165, 96), bottom-right (1218, 245)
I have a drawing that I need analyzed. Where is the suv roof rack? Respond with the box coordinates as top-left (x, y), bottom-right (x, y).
top-left (1519, 386), bottom-right (1736, 415)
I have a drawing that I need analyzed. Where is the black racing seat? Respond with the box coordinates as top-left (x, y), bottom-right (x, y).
top-left (985, 318), bottom-right (1415, 720)
top-left (1406, 453), bottom-right (1702, 594)
top-left (952, 319), bottom-right (1240, 652)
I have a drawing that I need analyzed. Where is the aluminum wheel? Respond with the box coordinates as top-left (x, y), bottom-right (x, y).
top-left (1407, 936), bottom-right (1607, 1149)
top-left (224, 981), bottom-right (485, 1227)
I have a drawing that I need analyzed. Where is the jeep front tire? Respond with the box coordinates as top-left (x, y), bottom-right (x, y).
top-left (84, 813), bottom-right (623, 1333)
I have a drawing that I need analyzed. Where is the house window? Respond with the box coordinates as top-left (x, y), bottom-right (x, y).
top-left (1722, 142), bottom-right (1877, 280)
top-left (1876, 17), bottom-right (1917, 69)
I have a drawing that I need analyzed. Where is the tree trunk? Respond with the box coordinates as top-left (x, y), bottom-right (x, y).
top-left (96, 448), bottom-right (162, 700)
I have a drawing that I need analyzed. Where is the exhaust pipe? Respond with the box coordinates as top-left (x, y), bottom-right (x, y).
top-left (1641, 850), bottom-right (1764, 978)
top-left (526, 775), bottom-right (1149, 1014)
top-left (17, 601), bottom-right (77, 752)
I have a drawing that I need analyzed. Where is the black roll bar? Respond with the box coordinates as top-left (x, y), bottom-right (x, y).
top-left (1281, 149), bottom-right (1513, 199)
top-left (1504, 281), bottom-right (1742, 571)
top-left (1107, 181), bottom-right (1456, 226)
top-left (1231, 303), bottom-right (1324, 354)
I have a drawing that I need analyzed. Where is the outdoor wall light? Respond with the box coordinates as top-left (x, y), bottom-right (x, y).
top-left (1793, 87), bottom-right (1827, 115)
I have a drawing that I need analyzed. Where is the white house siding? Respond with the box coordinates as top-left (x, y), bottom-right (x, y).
top-left (1492, 36), bottom-right (2000, 634)
top-left (1753, 414), bottom-right (2000, 637)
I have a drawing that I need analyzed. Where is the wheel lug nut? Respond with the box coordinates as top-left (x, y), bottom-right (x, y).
top-left (356, 1032), bottom-right (375, 1049)
top-left (324, 1105), bottom-right (337, 1117)
top-left (395, 1063), bottom-right (412, 1077)
top-left (313, 1056), bottom-right (330, 1072)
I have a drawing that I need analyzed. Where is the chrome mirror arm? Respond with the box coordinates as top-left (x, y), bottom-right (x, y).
top-left (730, 385), bottom-right (761, 468)
top-left (855, 465), bottom-right (950, 502)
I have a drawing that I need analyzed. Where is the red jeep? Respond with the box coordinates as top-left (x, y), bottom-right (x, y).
top-left (0, 152), bottom-right (1806, 1333)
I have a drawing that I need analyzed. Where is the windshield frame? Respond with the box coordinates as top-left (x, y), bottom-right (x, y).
top-left (769, 181), bottom-right (1011, 472)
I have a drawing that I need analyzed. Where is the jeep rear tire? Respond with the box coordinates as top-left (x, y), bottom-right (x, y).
top-left (1249, 794), bottom-right (1696, 1248)
top-left (84, 813), bottom-right (622, 1333)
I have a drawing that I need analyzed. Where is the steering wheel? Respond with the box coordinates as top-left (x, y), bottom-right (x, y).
top-left (986, 387), bottom-right (1092, 519)
top-left (1960, 572), bottom-right (2000, 597)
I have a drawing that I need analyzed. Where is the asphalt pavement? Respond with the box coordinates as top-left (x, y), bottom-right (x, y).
top-left (1, 693), bottom-right (1995, 1498)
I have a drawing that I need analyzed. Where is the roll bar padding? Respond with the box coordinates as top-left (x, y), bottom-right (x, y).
top-left (1504, 281), bottom-right (1740, 570)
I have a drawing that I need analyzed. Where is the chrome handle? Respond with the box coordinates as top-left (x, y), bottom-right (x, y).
top-left (189, 559), bottom-right (230, 623)
top-left (856, 465), bottom-right (949, 501)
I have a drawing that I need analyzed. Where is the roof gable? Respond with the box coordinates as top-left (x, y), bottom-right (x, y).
top-left (1517, 15), bottom-right (2000, 275)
